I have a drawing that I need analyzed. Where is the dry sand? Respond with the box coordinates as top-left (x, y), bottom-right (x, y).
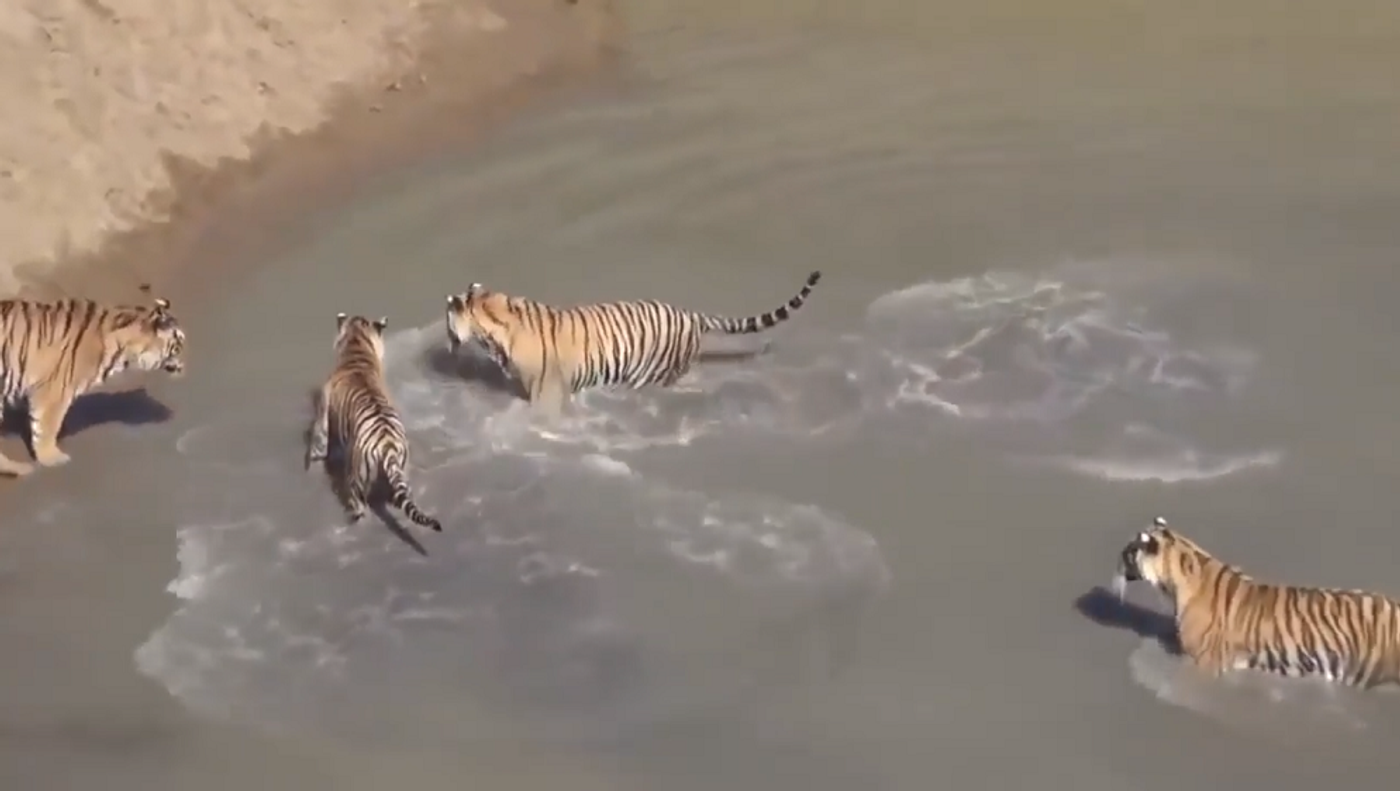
top-left (0, 0), bottom-right (621, 502)
top-left (0, 0), bottom-right (622, 301)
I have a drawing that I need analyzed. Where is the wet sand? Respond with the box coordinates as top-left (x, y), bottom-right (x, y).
top-left (0, 1), bottom-right (622, 788)
top-left (8, 0), bottom-right (1400, 789)
top-left (0, 0), bottom-right (620, 491)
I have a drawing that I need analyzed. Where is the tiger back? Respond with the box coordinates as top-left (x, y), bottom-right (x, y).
top-left (1114, 516), bottom-right (1400, 688)
top-left (0, 293), bottom-right (186, 477)
top-left (443, 270), bottom-right (822, 414)
top-left (305, 313), bottom-right (441, 533)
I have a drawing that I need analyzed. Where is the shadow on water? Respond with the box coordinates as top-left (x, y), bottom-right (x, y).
top-left (299, 429), bottom-right (433, 557)
top-left (419, 334), bottom-right (776, 400)
top-left (366, 500), bottom-right (432, 557)
top-left (695, 341), bottom-right (771, 366)
top-left (1074, 585), bottom-right (1182, 655)
top-left (421, 343), bottom-right (523, 400)
top-left (0, 387), bottom-right (173, 457)
top-left (55, 387), bottom-right (172, 439)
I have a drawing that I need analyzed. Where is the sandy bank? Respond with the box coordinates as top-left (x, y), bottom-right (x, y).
top-left (0, 0), bottom-right (622, 299)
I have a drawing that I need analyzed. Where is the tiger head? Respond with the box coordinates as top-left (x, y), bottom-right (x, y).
top-left (335, 312), bottom-right (389, 360)
top-left (118, 296), bottom-right (186, 377)
top-left (445, 283), bottom-right (509, 364)
top-left (1112, 516), bottom-right (1218, 603)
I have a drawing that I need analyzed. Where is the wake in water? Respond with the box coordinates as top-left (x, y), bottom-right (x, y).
top-left (401, 321), bottom-right (870, 454)
top-left (861, 260), bottom-right (1281, 482)
top-left (1127, 638), bottom-right (1396, 742)
top-left (392, 257), bottom-right (1276, 487)
top-left (136, 255), bottom-right (1278, 743)
top-left (409, 257), bottom-right (1278, 483)
top-left (137, 324), bottom-right (890, 745)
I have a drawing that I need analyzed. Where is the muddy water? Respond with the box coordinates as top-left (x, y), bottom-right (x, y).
top-left (7, 1), bottom-right (1400, 789)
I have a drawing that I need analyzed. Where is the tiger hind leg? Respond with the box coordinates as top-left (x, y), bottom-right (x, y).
top-left (27, 386), bottom-right (73, 468)
top-left (658, 359), bottom-right (697, 387)
top-left (304, 387), bottom-right (330, 470)
top-left (344, 482), bottom-right (369, 524)
top-left (0, 406), bottom-right (32, 476)
top-left (329, 467), bottom-right (368, 524)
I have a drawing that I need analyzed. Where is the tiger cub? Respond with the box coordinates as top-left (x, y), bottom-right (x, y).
top-left (305, 313), bottom-right (441, 532)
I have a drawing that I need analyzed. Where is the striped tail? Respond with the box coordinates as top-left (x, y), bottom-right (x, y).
top-left (701, 270), bottom-right (822, 335)
top-left (384, 456), bottom-right (442, 532)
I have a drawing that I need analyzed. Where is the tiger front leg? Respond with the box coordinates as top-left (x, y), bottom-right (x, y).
top-left (0, 400), bottom-right (33, 476)
top-left (342, 477), bottom-right (368, 524)
top-left (305, 386), bottom-right (330, 470)
top-left (27, 385), bottom-right (74, 468)
top-left (1179, 627), bottom-right (1233, 678)
top-left (531, 366), bottom-right (569, 421)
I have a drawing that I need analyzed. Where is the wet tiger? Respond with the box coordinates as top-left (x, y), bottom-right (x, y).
top-left (1113, 516), bottom-right (1400, 688)
top-left (0, 292), bottom-right (186, 476)
top-left (305, 313), bottom-right (441, 532)
top-left (443, 270), bottom-right (823, 415)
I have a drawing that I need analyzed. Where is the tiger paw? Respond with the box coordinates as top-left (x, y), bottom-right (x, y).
top-left (0, 459), bottom-right (34, 477)
top-left (34, 448), bottom-right (71, 468)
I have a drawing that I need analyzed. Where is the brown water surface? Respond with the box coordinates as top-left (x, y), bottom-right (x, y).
top-left (6, 1), bottom-right (1400, 788)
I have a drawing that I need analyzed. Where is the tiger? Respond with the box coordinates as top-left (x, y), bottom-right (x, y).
top-left (1113, 516), bottom-right (1400, 688)
top-left (443, 270), bottom-right (823, 416)
top-left (304, 312), bottom-right (442, 533)
top-left (0, 292), bottom-right (186, 477)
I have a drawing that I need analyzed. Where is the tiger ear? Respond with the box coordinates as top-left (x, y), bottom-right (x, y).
top-left (153, 297), bottom-right (171, 312)
top-left (447, 294), bottom-right (464, 310)
top-left (336, 312), bottom-right (348, 332)
top-left (372, 316), bottom-right (388, 334)
top-left (467, 282), bottom-right (483, 296)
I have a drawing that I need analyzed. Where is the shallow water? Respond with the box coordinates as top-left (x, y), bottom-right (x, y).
top-left (7, 1), bottom-right (1400, 788)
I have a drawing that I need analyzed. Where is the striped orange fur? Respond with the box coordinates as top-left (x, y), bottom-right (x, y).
top-left (1114, 516), bottom-right (1400, 688)
top-left (0, 293), bottom-right (185, 476)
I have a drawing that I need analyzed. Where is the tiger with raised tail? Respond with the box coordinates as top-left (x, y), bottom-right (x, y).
top-left (444, 270), bottom-right (822, 415)
top-left (305, 313), bottom-right (441, 533)
top-left (0, 291), bottom-right (186, 476)
top-left (1113, 516), bottom-right (1400, 688)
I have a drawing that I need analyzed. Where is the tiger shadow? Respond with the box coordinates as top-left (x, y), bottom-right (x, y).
top-left (298, 449), bottom-right (432, 558)
top-left (419, 343), bottom-right (525, 401)
top-left (1074, 585), bottom-right (1182, 655)
top-left (0, 387), bottom-right (173, 445)
top-left (297, 414), bottom-right (433, 558)
top-left (415, 339), bottom-right (774, 400)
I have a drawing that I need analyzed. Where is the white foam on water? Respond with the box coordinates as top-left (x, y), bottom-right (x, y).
top-left (1127, 639), bottom-right (1383, 742)
top-left (1023, 423), bottom-right (1283, 483)
top-left (140, 328), bottom-right (890, 744)
top-left (1038, 448), bottom-right (1282, 483)
top-left (385, 321), bottom-right (868, 457)
top-left (859, 263), bottom-right (1280, 482)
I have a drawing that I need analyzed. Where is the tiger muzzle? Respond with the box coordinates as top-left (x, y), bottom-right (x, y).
top-left (1118, 544), bottom-right (1143, 582)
